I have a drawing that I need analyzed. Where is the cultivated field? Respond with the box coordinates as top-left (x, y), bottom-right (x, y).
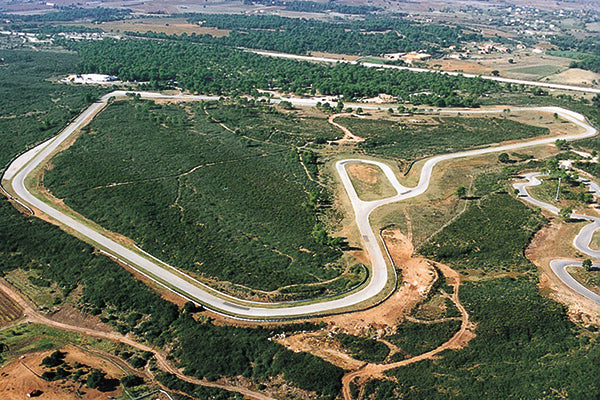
top-left (0, 289), bottom-right (22, 326)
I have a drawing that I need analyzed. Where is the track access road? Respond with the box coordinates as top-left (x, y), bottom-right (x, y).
top-left (514, 173), bottom-right (600, 304)
top-left (2, 90), bottom-right (598, 319)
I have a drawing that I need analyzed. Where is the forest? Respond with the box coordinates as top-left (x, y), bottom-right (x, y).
top-left (0, 6), bottom-right (130, 24)
top-left (0, 48), bottom-right (345, 397)
top-left (62, 37), bottom-right (500, 105)
top-left (43, 99), bottom-right (346, 296)
top-left (179, 13), bottom-right (480, 56)
top-left (241, 0), bottom-right (380, 15)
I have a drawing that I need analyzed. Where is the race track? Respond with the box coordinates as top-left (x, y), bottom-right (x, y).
top-left (514, 173), bottom-right (600, 304)
top-left (2, 90), bottom-right (598, 319)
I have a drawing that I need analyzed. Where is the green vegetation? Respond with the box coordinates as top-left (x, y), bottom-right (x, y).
top-left (420, 192), bottom-right (545, 273)
top-left (0, 49), bottom-right (105, 167)
top-left (337, 116), bottom-right (549, 161)
top-left (63, 38), bottom-right (499, 105)
top-left (44, 99), bottom-right (344, 294)
top-left (157, 372), bottom-right (244, 400)
top-left (178, 13), bottom-right (480, 56)
top-left (388, 320), bottom-right (461, 358)
top-left (336, 334), bottom-right (390, 363)
top-left (359, 166), bottom-right (600, 398)
top-left (0, 6), bottom-right (130, 24)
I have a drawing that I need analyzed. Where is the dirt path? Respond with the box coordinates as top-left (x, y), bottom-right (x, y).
top-left (329, 114), bottom-right (364, 144)
top-left (340, 256), bottom-right (475, 400)
top-left (0, 279), bottom-right (275, 400)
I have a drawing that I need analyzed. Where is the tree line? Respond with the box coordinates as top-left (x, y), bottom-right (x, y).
top-left (62, 37), bottom-right (500, 105)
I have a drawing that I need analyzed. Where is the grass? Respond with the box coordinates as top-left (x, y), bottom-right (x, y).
top-left (526, 175), bottom-right (591, 211)
top-left (567, 266), bottom-right (600, 296)
top-left (4, 269), bottom-right (60, 309)
top-left (337, 115), bottom-right (549, 162)
top-left (345, 161), bottom-right (397, 201)
top-left (507, 64), bottom-right (565, 77)
top-left (335, 333), bottom-right (390, 363)
top-left (0, 324), bottom-right (130, 364)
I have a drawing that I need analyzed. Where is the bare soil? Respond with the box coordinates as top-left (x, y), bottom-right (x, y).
top-left (545, 68), bottom-right (600, 87)
top-left (0, 345), bottom-right (124, 400)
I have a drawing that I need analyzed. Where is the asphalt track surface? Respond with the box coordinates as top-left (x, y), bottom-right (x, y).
top-left (514, 174), bottom-right (600, 304)
top-left (3, 90), bottom-right (599, 319)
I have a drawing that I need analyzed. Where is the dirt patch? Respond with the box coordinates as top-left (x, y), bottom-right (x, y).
top-left (0, 345), bottom-right (125, 400)
top-left (277, 331), bottom-right (366, 371)
top-left (545, 68), bottom-right (600, 87)
top-left (46, 305), bottom-right (113, 334)
top-left (324, 228), bottom-right (435, 335)
top-left (346, 163), bottom-right (381, 185)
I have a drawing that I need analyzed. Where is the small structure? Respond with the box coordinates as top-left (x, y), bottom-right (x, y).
top-left (400, 52), bottom-right (431, 64)
top-left (27, 389), bottom-right (42, 397)
top-left (61, 74), bottom-right (118, 84)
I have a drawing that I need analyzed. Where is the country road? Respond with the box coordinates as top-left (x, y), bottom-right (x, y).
top-left (514, 173), bottom-right (600, 304)
top-left (2, 90), bottom-right (598, 320)
top-left (249, 49), bottom-right (600, 94)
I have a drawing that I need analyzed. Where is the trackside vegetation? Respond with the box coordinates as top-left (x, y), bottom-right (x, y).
top-left (358, 168), bottom-right (600, 399)
top-left (339, 116), bottom-right (550, 162)
top-left (44, 99), bottom-right (347, 295)
top-left (61, 38), bottom-right (499, 105)
top-left (0, 48), bottom-right (344, 396)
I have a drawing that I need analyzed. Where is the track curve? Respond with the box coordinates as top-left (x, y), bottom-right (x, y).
top-left (514, 173), bottom-right (600, 304)
top-left (2, 90), bottom-right (598, 319)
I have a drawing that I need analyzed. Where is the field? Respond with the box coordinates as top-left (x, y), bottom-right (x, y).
top-left (345, 162), bottom-right (397, 201)
top-left (338, 114), bottom-right (550, 163)
top-left (81, 17), bottom-right (231, 36)
top-left (0, 289), bottom-right (22, 326)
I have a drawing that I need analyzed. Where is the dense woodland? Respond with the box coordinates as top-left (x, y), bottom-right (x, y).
top-left (0, 6), bottom-right (130, 24)
top-left (63, 38), bottom-right (498, 105)
top-left (179, 13), bottom-right (480, 56)
top-left (44, 99), bottom-right (345, 294)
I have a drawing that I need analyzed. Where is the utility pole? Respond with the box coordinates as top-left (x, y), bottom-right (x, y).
top-left (555, 177), bottom-right (561, 201)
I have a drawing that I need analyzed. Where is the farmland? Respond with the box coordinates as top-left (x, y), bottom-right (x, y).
top-left (0, 289), bottom-right (22, 326)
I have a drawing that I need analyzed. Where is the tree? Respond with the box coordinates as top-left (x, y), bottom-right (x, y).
top-left (583, 258), bottom-right (593, 271)
top-left (559, 207), bottom-right (572, 221)
top-left (86, 369), bottom-right (105, 389)
top-left (498, 153), bottom-right (510, 163)
top-left (456, 186), bottom-right (467, 199)
top-left (491, 70), bottom-right (500, 76)
top-left (121, 375), bottom-right (144, 387)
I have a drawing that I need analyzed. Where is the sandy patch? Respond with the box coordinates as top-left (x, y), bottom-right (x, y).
top-left (346, 163), bottom-right (381, 185)
top-left (0, 345), bottom-right (125, 400)
top-left (324, 228), bottom-right (436, 335)
top-left (545, 68), bottom-right (600, 87)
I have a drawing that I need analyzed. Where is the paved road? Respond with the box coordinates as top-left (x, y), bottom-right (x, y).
top-left (3, 91), bottom-right (598, 319)
top-left (250, 50), bottom-right (600, 94)
top-left (514, 173), bottom-right (600, 304)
